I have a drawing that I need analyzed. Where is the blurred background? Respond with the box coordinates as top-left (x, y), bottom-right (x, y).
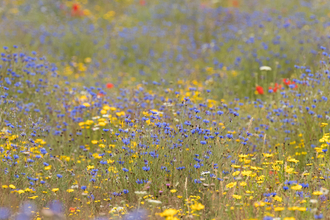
top-left (0, 0), bottom-right (329, 97)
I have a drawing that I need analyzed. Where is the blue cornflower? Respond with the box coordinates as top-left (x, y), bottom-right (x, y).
top-left (0, 207), bottom-right (10, 219)
top-left (314, 214), bottom-right (323, 219)
top-left (142, 166), bottom-right (150, 171)
top-left (136, 179), bottom-right (143, 184)
top-left (194, 179), bottom-right (201, 184)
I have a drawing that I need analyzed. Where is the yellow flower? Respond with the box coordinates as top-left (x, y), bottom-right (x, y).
top-left (52, 188), bottom-right (59, 193)
top-left (98, 122), bottom-right (106, 126)
top-left (9, 184), bottom-right (16, 189)
top-left (82, 103), bottom-right (90, 107)
top-left (87, 165), bottom-right (94, 170)
top-left (285, 166), bottom-right (294, 174)
top-left (288, 207), bottom-right (299, 211)
top-left (67, 189), bottom-right (74, 193)
top-left (116, 111), bottom-right (125, 117)
top-left (191, 202), bottom-right (205, 211)
top-left (159, 208), bottom-right (178, 217)
top-left (45, 165), bottom-right (52, 170)
top-left (226, 182), bottom-right (237, 188)
top-left (25, 188), bottom-right (32, 192)
top-left (241, 170), bottom-right (252, 176)
top-left (320, 123), bottom-right (328, 127)
top-left (240, 182), bottom-right (247, 187)
top-left (84, 57), bottom-right (92, 63)
top-left (91, 140), bottom-right (98, 145)
top-left (232, 171), bottom-right (240, 176)
top-left (291, 185), bottom-right (302, 191)
top-left (287, 157), bottom-right (299, 163)
top-left (283, 218), bottom-right (295, 220)
top-left (28, 196), bottom-right (38, 200)
top-left (232, 195), bottom-right (242, 200)
top-left (17, 190), bottom-right (25, 194)
top-left (254, 201), bottom-right (265, 207)
top-left (274, 207), bottom-right (285, 211)
top-left (77, 63), bottom-right (86, 72)
top-left (312, 191), bottom-right (323, 196)
top-left (83, 9), bottom-right (91, 16)
top-left (2, 185), bottom-right (8, 189)
top-left (274, 196), bottom-right (282, 202)
top-left (170, 189), bottom-right (177, 193)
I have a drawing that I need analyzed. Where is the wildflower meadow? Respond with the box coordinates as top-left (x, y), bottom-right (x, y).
top-left (1, 0), bottom-right (330, 219)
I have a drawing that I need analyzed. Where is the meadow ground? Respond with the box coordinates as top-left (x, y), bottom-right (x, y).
top-left (1, 0), bottom-right (330, 219)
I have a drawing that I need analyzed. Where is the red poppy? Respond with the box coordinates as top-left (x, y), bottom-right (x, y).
top-left (232, 0), bottom-right (239, 7)
top-left (106, 83), bottom-right (114, 89)
top-left (69, 207), bottom-right (76, 212)
top-left (269, 83), bottom-right (282, 93)
top-left (97, 93), bottom-right (105, 98)
top-left (256, 86), bottom-right (264, 95)
top-left (283, 78), bottom-right (291, 86)
top-left (72, 4), bottom-right (79, 12)
top-left (71, 3), bottom-right (83, 17)
top-left (275, 83), bottom-right (282, 90)
top-left (200, 3), bottom-right (207, 9)
top-left (139, 0), bottom-right (146, 6)
top-left (283, 78), bottom-right (298, 89)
